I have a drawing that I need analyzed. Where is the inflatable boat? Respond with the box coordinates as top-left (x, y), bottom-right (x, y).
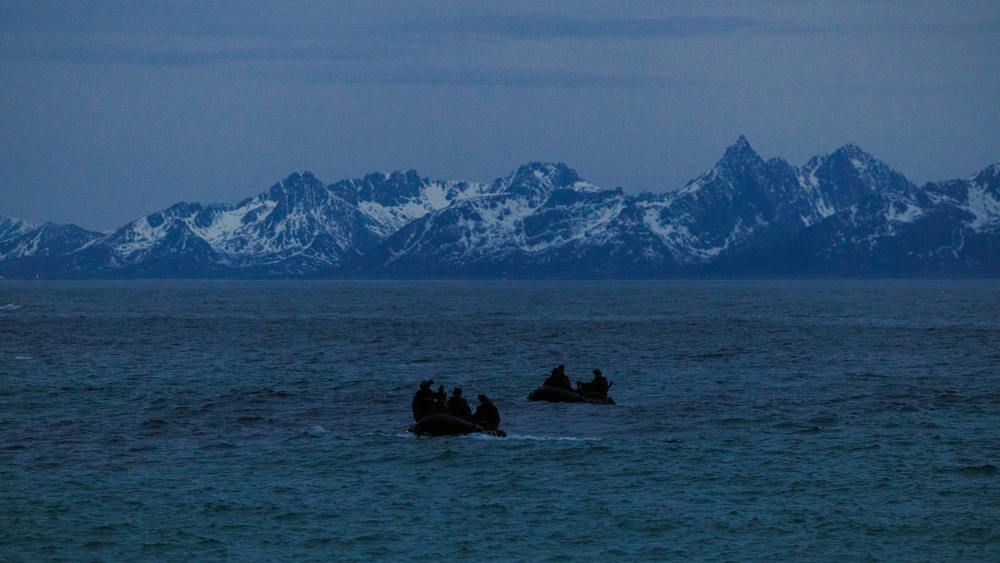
top-left (409, 413), bottom-right (506, 437)
top-left (526, 385), bottom-right (615, 405)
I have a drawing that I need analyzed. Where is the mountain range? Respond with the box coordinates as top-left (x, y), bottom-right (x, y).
top-left (2, 137), bottom-right (998, 279)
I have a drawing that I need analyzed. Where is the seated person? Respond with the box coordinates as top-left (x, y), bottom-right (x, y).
top-left (472, 394), bottom-right (501, 431)
top-left (576, 369), bottom-right (610, 399)
top-left (543, 364), bottom-right (572, 391)
top-left (432, 385), bottom-right (447, 413)
top-left (411, 379), bottom-right (437, 421)
top-left (444, 387), bottom-right (473, 421)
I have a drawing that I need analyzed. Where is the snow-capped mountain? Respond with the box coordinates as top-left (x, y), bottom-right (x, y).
top-left (0, 219), bottom-right (104, 278)
top-left (638, 135), bottom-right (820, 265)
top-left (0, 216), bottom-right (37, 245)
top-left (1, 138), bottom-right (997, 279)
top-left (355, 163), bottom-right (666, 278)
top-left (735, 146), bottom-right (1000, 276)
top-left (5, 170), bottom-right (492, 278)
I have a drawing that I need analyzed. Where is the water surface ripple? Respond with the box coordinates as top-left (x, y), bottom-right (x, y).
top-left (1, 280), bottom-right (998, 560)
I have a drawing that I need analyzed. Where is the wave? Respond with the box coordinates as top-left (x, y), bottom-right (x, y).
top-left (305, 425), bottom-right (327, 436)
top-left (499, 434), bottom-right (601, 442)
top-left (285, 425), bottom-right (330, 440)
top-left (396, 431), bottom-right (599, 442)
top-left (0, 304), bottom-right (20, 310)
top-left (954, 464), bottom-right (999, 477)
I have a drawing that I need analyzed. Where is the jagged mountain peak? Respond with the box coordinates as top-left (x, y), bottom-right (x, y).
top-left (385, 169), bottom-right (423, 183)
top-left (0, 220), bottom-right (103, 261)
top-left (829, 142), bottom-right (877, 164)
top-left (255, 170), bottom-right (335, 217)
top-left (727, 134), bottom-right (752, 151)
top-left (681, 136), bottom-right (768, 193)
top-left (354, 169), bottom-right (428, 207)
top-left (794, 146), bottom-right (920, 230)
top-left (517, 161), bottom-right (575, 174)
top-left (704, 136), bottom-right (766, 181)
top-left (972, 163), bottom-right (1000, 185)
top-left (801, 143), bottom-right (878, 172)
top-left (257, 171), bottom-right (321, 197)
top-left (824, 145), bottom-right (912, 191)
top-left (1, 215), bottom-right (38, 243)
top-left (277, 171), bottom-right (324, 190)
top-left (498, 162), bottom-right (593, 198)
top-left (721, 135), bottom-right (764, 164)
top-left (138, 202), bottom-right (209, 230)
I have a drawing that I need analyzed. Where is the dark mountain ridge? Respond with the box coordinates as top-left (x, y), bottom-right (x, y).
top-left (2, 138), bottom-right (997, 279)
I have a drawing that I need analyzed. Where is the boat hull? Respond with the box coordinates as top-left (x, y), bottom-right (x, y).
top-left (410, 413), bottom-right (484, 436)
top-left (527, 385), bottom-right (614, 405)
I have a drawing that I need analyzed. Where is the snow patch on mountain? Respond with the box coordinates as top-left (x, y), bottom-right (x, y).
top-left (796, 166), bottom-right (837, 224)
top-left (0, 216), bottom-right (37, 246)
top-left (1, 233), bottom-right (40, 259)
top-left (965, 166), bottom-right (1000, 230)
top-left (356, 178), bottom-right (490, 237)
top-left (885, 201), bottom-right (924, 224)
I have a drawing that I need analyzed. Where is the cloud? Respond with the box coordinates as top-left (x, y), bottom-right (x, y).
top-left (303, 64), bottom-right (706, 89)
top-left (2, 2), bottom-right (996, 92)
top-left (391, 15), bottom-right (769, 41)
top-left (2, 36), bottom-right (377, 67)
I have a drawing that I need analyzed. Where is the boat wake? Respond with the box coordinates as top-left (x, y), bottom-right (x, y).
top-left (500, 434), bottom-right (601, 442)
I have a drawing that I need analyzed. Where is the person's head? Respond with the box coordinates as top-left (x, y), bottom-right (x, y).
top-left (453, 387), bottom-right (462, 397)
top-left (419, 380), bottom-right (431, 389)
top-left (478, 394), bottom-right (489, 403)
top-left (593, 369), bottom-right (602, 377)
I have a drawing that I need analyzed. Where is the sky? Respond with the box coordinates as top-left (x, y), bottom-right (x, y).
top-left (2, 1), bottom-right (998, 231)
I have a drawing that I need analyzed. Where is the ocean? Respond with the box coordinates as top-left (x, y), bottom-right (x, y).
top-left (1, 280), bottom-right (999, 561)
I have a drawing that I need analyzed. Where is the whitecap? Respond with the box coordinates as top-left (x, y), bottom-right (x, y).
top-left (502, 434), bottom-right (601, 442)
top-left (0, 304), bottom-right (20, 310)
top-left (305, 425), bottom-right (327, 436)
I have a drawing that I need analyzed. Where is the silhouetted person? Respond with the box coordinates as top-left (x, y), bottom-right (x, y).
top-left (445, 387), bottom-right (472, 421)
top-left (412, 379), bottom-right (436, 422)
top-left (543, 364), bottom-right (572, 391)
top-left (473, 394), bottom-right (501, 431)
top-left (577, 368), bottom-right (610, 399)
top-left (433, 385), bottom-right (447, 413)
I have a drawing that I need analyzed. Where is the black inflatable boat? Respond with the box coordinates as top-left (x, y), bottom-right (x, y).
top-left (409, 413), bottom-right (507, 437)
top-left (526, 385), bottom-right (615, 405)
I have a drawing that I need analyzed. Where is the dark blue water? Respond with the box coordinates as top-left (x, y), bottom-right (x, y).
top-left (2, 280), bottom-right (999, 561)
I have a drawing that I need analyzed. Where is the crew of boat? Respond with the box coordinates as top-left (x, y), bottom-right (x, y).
top-left (408, 364), bottom-right (614, 437)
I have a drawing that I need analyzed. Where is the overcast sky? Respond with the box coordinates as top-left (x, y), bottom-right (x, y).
top-left (2, 1), bottom-right (998, 230)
